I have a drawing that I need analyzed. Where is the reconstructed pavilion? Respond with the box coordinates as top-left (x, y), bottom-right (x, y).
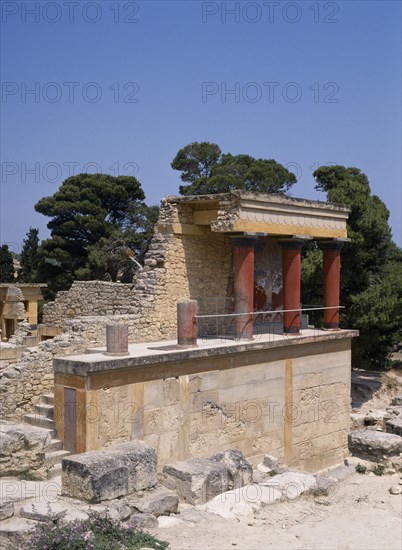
top-left (52, 191), bottom-right (358, 471)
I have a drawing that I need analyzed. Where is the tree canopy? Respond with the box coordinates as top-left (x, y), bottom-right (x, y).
top-left (301, 165), bottom-right (402, 369)
top-left (35, 173), bottom-right (158, 296)
top-left (19, 227), bottom-right (40, 283)
top-left (172, 142), bottom-right (297, 195)
top-left (0, 245), bottom-right (14, 283)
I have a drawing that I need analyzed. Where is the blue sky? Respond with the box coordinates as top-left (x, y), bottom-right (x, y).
top-left (1, 0), bottom-right (401, 252)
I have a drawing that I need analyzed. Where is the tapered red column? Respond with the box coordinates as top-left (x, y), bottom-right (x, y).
top-left (280, 240), bottom-right (304, 334)
top-left (320, 241), bottom-right (343, 329)
top-left (232, 237), bottom-right (257, 340)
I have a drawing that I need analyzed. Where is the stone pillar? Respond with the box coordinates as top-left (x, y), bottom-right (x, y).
top-left (320, 241), bottom-right (343, 329)
top-left (232, 237), bottom-right (257, 340)
top-left (177, 300), bottom-right (198, 346)
top-left (279, 240), bottom-right (304, 334)
top-left (105, 324), bottom-right (129, 356)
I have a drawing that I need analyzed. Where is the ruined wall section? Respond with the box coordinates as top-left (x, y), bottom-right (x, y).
top-left (42, 281), bottom-right (136, 326)
top-left (0, 333), bottom-right (85, 422)
top-left (42, 197), bottom-right (234, 345)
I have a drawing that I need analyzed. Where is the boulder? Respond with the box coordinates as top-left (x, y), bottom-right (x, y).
top-left (348, 430), bottom-right (402, 460)
top-left (386, 417), bottom-right (402, 436)
top-left (62, 441), bottom-right (157, 503)
top-left (0, 422), bottom-right (50, 477)
top-left (128, 487), bottom-right (179, 517)
top-left (210, 449), bottom-right (253, 489)
top-left (163, 457), bottom-right (229, 505)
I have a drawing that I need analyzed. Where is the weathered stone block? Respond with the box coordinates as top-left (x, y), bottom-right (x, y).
top-left (128, 487), bottom-right (179, 517)
top-left (348, 430), bottom-right (402, 460)
top-left (210, 449), bottom-right (253, 489)
top-left (62, 452), bottom-right (129, 503)
top-left (0, 422), bottom-right (50, 477)
top-left (112, 442), bottom-right (157, 493)
top-left (62, 441), bottom-right (157, 502)
top-left (163, 457), bottom-right (229, 504)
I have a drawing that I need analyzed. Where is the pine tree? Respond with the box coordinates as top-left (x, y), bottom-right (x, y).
top-left (0, 245), bottom-right (15, 282)
top-left (19, 227), bottom-right (40, 282)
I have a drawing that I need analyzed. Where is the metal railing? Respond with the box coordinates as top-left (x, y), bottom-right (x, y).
top-left (193, 298), bottom-right (344, 342)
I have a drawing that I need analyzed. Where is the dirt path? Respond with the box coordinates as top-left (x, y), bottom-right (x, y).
top-left (159, 472), bottom-right (401, 550)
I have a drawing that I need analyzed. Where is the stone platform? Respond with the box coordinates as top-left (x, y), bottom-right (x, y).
top-left (53, 329), bottom-right (358, 471)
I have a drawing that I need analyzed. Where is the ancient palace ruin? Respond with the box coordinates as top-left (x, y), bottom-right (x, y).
top-left (43, 191), bottom-right (358, 472)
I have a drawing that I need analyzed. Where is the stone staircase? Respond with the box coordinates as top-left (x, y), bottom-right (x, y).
top-left (23, 391), bottom-right (70, 478)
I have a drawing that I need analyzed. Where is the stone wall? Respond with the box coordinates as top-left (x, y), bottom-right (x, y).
top-left (42, 281), bottom-right (136, 326)
top-left (0, 334), bottom-right (85, 422)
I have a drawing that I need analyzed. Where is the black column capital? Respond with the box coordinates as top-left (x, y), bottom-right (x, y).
top-left (318, 240), bottom-right (345, 252)
top-left (277, 239), bottom-right (305, 251)
top-left (230, 236), bottom-right (259, 248)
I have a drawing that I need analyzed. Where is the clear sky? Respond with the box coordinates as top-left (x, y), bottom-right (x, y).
top-left (1, 0), bottom-right (401, 253)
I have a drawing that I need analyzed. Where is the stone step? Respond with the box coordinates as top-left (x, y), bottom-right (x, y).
top-left (23, 413), bottom-right (56, 431)
top-left (42, 393), bottom-right (55, 405)
top-left (34, 403), bottom-right (54, 419)
top-left (46, 438), bottom-right (63, 452)
top-left (48, 462), bottom-right (62, 479)
top-left (45, 449), bottom-right (70, 466)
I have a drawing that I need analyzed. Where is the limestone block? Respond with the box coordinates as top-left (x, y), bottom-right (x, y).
top-left (128, 487), bottom-right (179, 517)
top-left (348, 430), bottom-right (402, 460)
top-left (210, 449), bottom-right (253, 489)
top-left (62, 442), bottom-right (157, 502)
top-left (163, 457), bottom-right (229, 504)
top-left (106, 442), bottom-right (156, 493)
top-left (62, 452), bottom-right (129, 502)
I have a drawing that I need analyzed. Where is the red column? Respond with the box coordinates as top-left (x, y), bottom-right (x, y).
top-left (320, 242), bottom-right (343, 329)
top-left (177, 300), bottom-right (198, 346)
top-left (279, 240), bottom-right (304, 334)
top-left (232, 238), bottom-right (257, 340)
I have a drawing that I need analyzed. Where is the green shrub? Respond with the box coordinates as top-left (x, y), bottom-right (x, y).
top-left (27, 510), bottom-right (169, 550)
top-left (372, 464), bottom-right (385, 476)
top-left (355, 463), bottom-right (367, 474)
